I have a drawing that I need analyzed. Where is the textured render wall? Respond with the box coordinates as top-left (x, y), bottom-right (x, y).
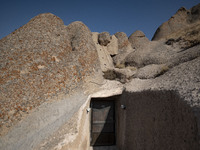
top-left (32, 95), bottom-right (91, 150)
top-left (57, 96), bottom-right (91, 150)
top-left (119, 90), bottom-right (199, 150)
top-left (0, 91), bottom-right (89, 150)
top-left (115, 96), bottom-right (126, 149)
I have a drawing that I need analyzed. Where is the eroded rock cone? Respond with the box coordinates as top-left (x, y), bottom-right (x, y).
top-left (114, 32), bottom-right (132, 52)
top-left (128, 30), bottom-right (150, 49)
top-left (0, 13), bottom-right (100, 133)
top-left (152, 4), bottom-right (200, 41)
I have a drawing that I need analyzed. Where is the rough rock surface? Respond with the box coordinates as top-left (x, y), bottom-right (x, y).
top-left (114, 32), bottom-right (133, 52)
top-left (128, 30), bottom-right (150, 49)
top-left (98, 32), bottom-right (111, 46)
top-left (165, 21), bottom-right (200, 50)
top-left (167, 44), bottom-right (200, 68)
top-left (125, 39), bottom-right (200, 69)
top-left (0, 13), bottom-right (100, 135)
top-left (112, 52), bottom-right (129, 68)
top-left (190, 3), bottom-right (200, 23)
top-left (152, 4), bottom-right (200, 40)
top-left (136, 64), bottom-right (168, 79)
top-left (124, 41), bottom-right (168, 68)
top-left (92, 32), bottom-right (114, 72)
top-left (113, 67), bottom-right (136, 83)
top-left (103, 67), bottom-right (136, 83)
top-left (112, 32), bottom-right (135, 68)
top-left (107, 35), bottom-right (119, 55)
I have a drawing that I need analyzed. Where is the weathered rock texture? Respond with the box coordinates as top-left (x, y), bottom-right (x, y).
top-left (125, 36), bottom-right (200, 69)
top-left (136, 64), bottom-right (168, 79)
top-left (98, 32), bottom-right (111, 46)
top-left (152, 4), bottom-right (200, 40)
top-left (112, 32), bottom-right (134, 68)
top-left (114, 32), bottom-right (133, 52)
top-left (128, 30), bottom-right (150, 49)
top-left (165, 21), bottom-right (200, 50)
top-left (0, 13), bottom-right (100, 135)
top-left (107, 35), bottom-right (119, 55)
top-left (92, 32), bottom-right (114, 72)
top-left (190, 3), bottom-right (200, 23)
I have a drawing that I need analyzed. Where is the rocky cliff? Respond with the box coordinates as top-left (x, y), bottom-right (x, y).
top-left (0, 13), bottom-right (101, 135)
top-left (152, 3), bottom-right (200, 40)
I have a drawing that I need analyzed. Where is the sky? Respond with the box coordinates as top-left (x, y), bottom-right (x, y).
top-left (0, 0), bottom-right (199, 40)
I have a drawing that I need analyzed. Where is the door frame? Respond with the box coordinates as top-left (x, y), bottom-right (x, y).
top-left (90, 97), bottom-right (117, 146)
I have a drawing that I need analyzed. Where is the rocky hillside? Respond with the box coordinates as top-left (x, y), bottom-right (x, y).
top-left (95, 3), bottom-right (200, 83)
top-left (152, 3), bottom-right (200, 40)
top-left (0, 3), bottom-right (200, 150)
top-left (0, 13), bottom-right (100, 135)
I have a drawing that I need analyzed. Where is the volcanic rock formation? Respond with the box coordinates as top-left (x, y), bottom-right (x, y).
top-left (0, 13), bottom-right (101, 135)
top-left (152, 3), bottom-right (200, 40)
top-left (0, 3), bottom-right (200, 150)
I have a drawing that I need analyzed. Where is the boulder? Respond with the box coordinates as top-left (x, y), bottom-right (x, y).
top-left (112, 32), bottom-right (134, 68)
top-left (167, 44), bottom-right (200, 68)
top-left (66, 21), bottom-right (97, 53)
top-left (112, 52), bottom-right (129, 68)
top-left (103, 67), bottom-right (137, 83)
top-left (128, 30), bottom-right (150, 49)
top-left (107, 35), bottom-right (119, 55)
top-left (124, 41), bottom-right (168, 68)
top-left (125, 39), bottom-right (200, 70)
top-left (92, 32), bottom-right (114, 72)
top-left (114, 32), bottom-right (133, 52)
top-left (136, 64), bottom-right (169, 79)
top-left (98, 32), bottom-right (111, 46)
top-left (113, 67), bottom-right (137, 83)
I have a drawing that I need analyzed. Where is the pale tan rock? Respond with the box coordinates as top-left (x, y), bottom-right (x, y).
top-left (107, 35), bottom-right (119, 55)
top-left (128, 30), bottom-right (150, 49)
top-left (136, 64), bottom-right (168, 79)
top-left (152, 4), bottom-right (200, 40)
top-left (92, 32), bottom-right (114, 72)
top-left (114, 32), bottom-right (133, 52)
top-left (98, 32), bottom-right (111, 46)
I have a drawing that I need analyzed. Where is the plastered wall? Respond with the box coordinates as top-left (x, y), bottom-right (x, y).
top-left (118, 90), bottom-right (199, 150)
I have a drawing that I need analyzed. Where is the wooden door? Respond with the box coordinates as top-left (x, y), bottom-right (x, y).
top-left (90, 100), bottom-right (115, 146)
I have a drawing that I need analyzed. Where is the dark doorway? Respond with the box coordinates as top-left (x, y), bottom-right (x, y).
top-left (90, 99), bottom-right (116, 146)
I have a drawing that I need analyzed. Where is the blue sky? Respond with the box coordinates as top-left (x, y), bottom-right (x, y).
top-left (0, 0), bottom-right (199, 40)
